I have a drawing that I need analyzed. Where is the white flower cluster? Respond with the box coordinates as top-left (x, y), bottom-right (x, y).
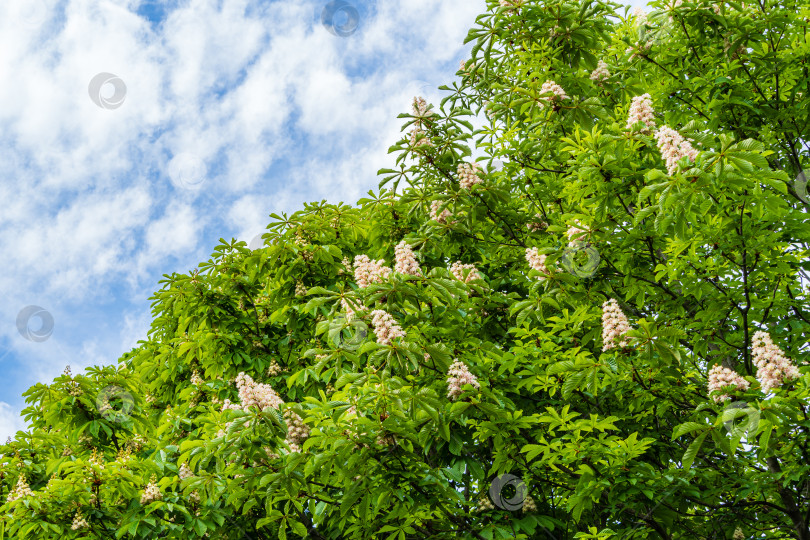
top-left (409, 127), bottom-right (433, 148)
top-left (707, 365), bottom-right (750, 402)
top-left (733, 527), bottom-right (744, 540)
top-left (539, 80), bottom-right (570, 107)
top-left (655, 125), bottom-right (699, 175)
top-left (370, 310), bottom-right (406, 345)
top-left (353, 255), bottom-right (392, 288)
top-left (6, 474), bottom-right (34, 503)
top-left (450, 262), bottom-right (481, 283)
top-left (430, 200), bottom-right (453, 224)
top-left (178, 462), bottom-right (200, 504)
top-left (525, 247), bottom-right (549, 277)
top-left (394, 241), bottom-right (422, 276)
top-left (411, 96), bottom-right (435, 122)
top-left (590, 60), bottom-right (610, 82)
top-left (752, 331), bottom-right (800, 394)
top-left (601, 299), bottom-right (632, 351)
top-left (190, 370), bottom-right (203, 387)
top-left (222, 372), bottom-right (284, 412)
top-left (340, 296), bottom-right (359, 322)
top-left (527, 213), bottom-right (547, 232)
top-left (499, 0), bottom-right (524, 12)
top-left (566, 220), bottom-right (587, 245)
top-left (294, 232), bottom-right (313, 261)
top-left (447, 359), bottom-right (480, 400)
top-left (633, 7), bottom-right (648, 26)
top-left (376, 433), bottom-right (396, 447)
top-left (284, 409), bottom-right (310, 453)
top-left (71, 511), bottom-right (89, 531)
top-left (458, 162), bottom-right (483, 189)
top-left (63, 365), bottom-right (82, 396)
top-left (116, 447), bottom-right (132, 464)
top-left (626, 94), bottom-right (655, 133)
top-left (140, 477), bottom-right (162, 505)
top-left (476, 495), bottom-right (495, 512)
top-left (127, 435), bottom-right (146, 452)
top-left (89, 449), bottom-right (105, 470)
top-left (178, 463), bottom-right (194, 480)
top-left (267, 360), bottom-right (284, 377)
top-left (295, 282), bottom-right (308, 296)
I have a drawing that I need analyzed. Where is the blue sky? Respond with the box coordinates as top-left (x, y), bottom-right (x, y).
top-left (0, 0), bottom-right (646, 441)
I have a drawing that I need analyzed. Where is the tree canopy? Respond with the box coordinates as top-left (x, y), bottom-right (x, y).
top-left (3, 0), bottom-right (810, 538)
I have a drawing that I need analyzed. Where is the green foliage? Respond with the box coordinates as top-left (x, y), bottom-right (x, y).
top-left (2, 0), bottom-right (810, 538)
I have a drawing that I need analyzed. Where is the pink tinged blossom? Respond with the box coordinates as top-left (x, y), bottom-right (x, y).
top-left (707, 365), bottom-right (750, 402)
top-left (590, 60), bottom-right (610, 83)
top-left (447, 359), bottom-right (480, 400)
top-left (411, 96), bottom-right (430, 119)
top-left (539, 80), bottom-right (570, 107)
top-left (409, 96), bottom-right (435, 148)
top-left (409, 127), bottom-right (433, 147)
top-left (341, 296), bottom-right (357, 321)
top-left (499, 0), bottom-right (524, 13)
top-left (525, 247), bottom-right (549, 278)
top-left (633, 7), bottom-right (648, 25)
top-left (370, 310), bottom-right (406, 346)
top-left (626, 94), bottom-right (655, 133)
top-left (601, 299), bottom-right (632, 351)
top-left (450, 262), bottom-right (482, 283)
top-left (566, 220), bottom-right (587, 245)
top-left (430, 200), bottom-right (452, 224)
top-left (458, 162), bottom-right (483, 189)
top-left (752, 331), bottom-right (801, 394)
top-left (655, 125), bottom-right (699, 175)
top-left (284, 409), bottom-right (309, 452)
top-left (527, 213), bottom-right (547, 232)
top-left (353, 255), bottom-right (392, 288)
top-left (394, 241), bottom-right (422, 276)
top-left (230, 372), bottom-right (284, 412)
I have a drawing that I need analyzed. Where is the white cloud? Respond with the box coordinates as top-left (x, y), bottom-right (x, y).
top-left (0, 402), bottom-right (29, 444)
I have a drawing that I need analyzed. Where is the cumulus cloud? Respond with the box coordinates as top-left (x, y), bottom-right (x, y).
top-left (0, 402), bottom-right (28, 444)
